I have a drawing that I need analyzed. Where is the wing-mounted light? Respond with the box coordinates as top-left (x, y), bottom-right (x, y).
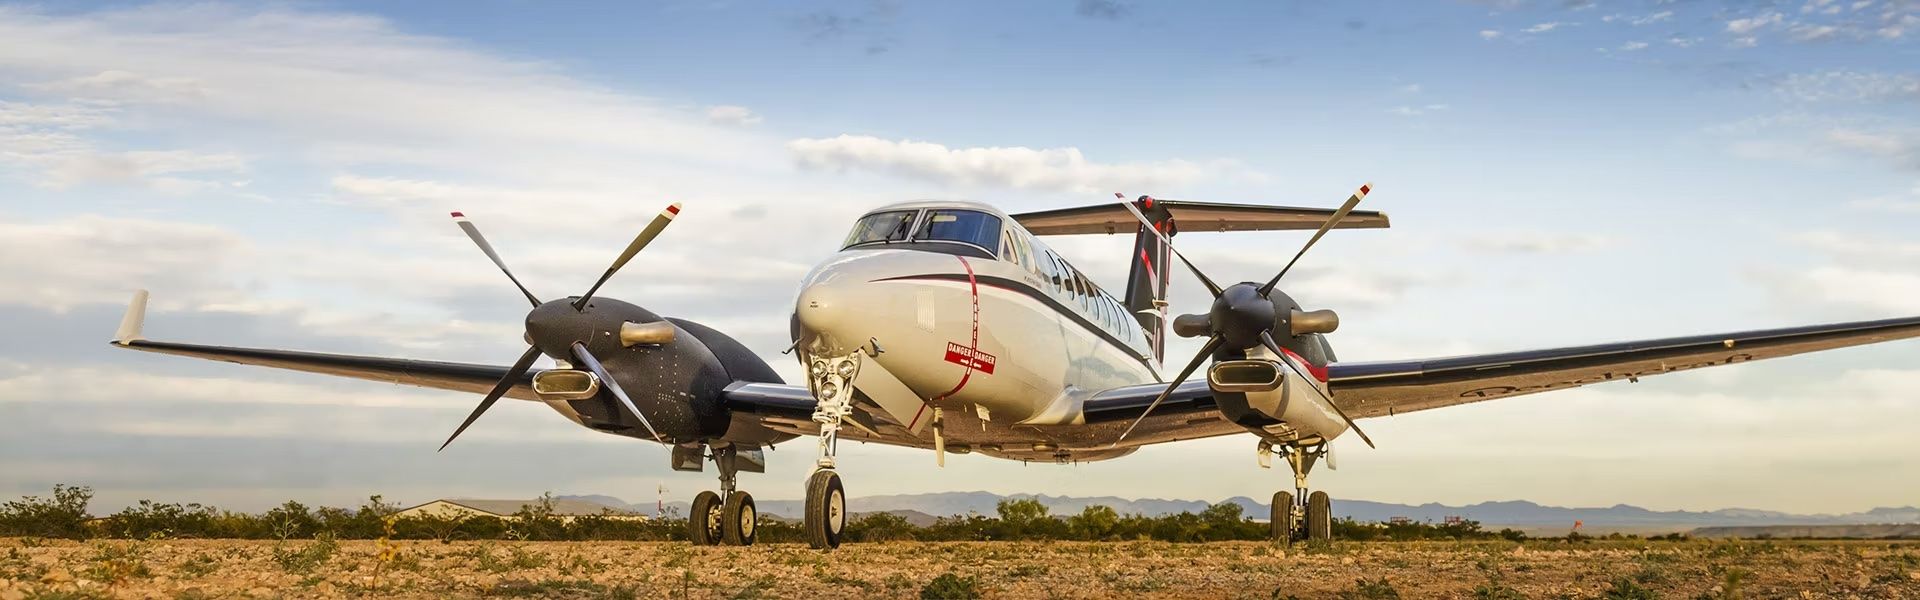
top-left (619, 321), bottom-right (677, 347)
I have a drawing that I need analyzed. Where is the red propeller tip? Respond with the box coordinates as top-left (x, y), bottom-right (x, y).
top-left (450, 211), bottom-right (465, 218)
top-left (1359, 185), bottom-right (1370, 194)
top-left (665, 204), bottom-right (681, 215)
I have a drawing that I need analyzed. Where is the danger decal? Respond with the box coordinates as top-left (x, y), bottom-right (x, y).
top-left (943, 342), bottom-right (997, 375)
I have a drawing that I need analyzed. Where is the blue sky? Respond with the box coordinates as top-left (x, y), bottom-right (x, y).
top-left (2, 0), bottom-right (1918, 515)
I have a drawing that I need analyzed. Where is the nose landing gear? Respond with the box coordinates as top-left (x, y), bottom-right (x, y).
top-left (1262, 440), bottom-right (1334, 544)
top-left (801, 351), bottom-right (861, 549)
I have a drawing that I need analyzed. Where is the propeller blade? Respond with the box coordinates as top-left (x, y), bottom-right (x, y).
top-left (571, 342), bottom-right (664, 442)
top-left (1116, 194), bottom-right (1224, 297)
top-left (1114, 335), bottom-right (1224, 446)
top-left (1259, 331), bottom-right (1374, 449)
top-left (1258, 184), bottom-right (1371, 295)
top-left (439, 345), bottom-right (544, 451)
top-left (575, 203), bottom-right (681, 310)
top-left (451, 212), bottom-right (542, 307)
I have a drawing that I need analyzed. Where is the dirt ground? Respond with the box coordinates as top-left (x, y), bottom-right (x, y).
top-left (3, 538), bottom-right (1918, 599)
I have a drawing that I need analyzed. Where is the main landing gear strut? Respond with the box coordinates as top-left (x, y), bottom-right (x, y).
top-left (801, 351), bottom-right (859, 549)
top-left (1262, 440), bottom-right (1333, 544)
top-left (687, 446), bottom-right (757, 546)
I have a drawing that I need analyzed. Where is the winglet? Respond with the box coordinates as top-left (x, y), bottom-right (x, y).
top-left (113, 289), bottom-right (149, 345)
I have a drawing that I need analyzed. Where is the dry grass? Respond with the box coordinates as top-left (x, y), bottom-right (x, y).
top-left (1, 538), bottom-right (1917, 599)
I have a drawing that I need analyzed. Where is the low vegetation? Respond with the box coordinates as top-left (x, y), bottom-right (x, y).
top-left (0, 485), bottom-right (1537, 544)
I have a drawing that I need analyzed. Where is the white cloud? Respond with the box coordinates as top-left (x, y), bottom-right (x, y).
top-left (1726, 12), bottom-right (1783, 34)
top-left (706, 105), bottom-right (763, 127)
top-left (1459, 232), bottom-right (1617, 254)
top-left (1633, 11), bottom-right (1674, 25)
top-left (1479, 29), bottom-right (1502, 40)
top-left (0, 214), bottom-right (250, 312)
top-left (785, 134), bottom-right (1243, 193)
top-left (1523, 22), bottom-right (1565, 33)
top-left (1619, 41), bottom-right (1650, 51)
top-left (1387, 104), bottom-right (1450, 117)
top-left (1826, 128), bottom-right (1917, 168)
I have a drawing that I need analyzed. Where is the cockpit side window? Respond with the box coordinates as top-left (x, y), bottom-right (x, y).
top-left (915, 210), bottom-right (1003, 255)
top-left (843, 210), bottom-right (918, 248)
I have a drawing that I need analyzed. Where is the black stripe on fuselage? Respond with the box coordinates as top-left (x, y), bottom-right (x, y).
top-left (873, 273), bottom-right (1157, 374)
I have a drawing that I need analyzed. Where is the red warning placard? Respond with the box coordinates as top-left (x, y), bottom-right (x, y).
top-left (943, 342), bottom-right (996, 374)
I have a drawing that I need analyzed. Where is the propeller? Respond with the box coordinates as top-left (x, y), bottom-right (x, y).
top-left (1112, 185), bottom-right (1375, 447)
top-left (439, 346), bottom-right (545, 451)
top-left (571, 342), bottom-right (664, 442)
top-left (451, 212), bottom-right (542, 307)
top-left (438, 203), bottom-right (682, 451)
top-left (576, 203), bottom-right (681, 310)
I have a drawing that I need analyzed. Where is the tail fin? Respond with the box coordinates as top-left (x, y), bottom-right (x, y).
top-left (1122, 197), bottom-right (1174, 362)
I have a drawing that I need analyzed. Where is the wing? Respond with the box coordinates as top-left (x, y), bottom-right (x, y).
top-left (109, 292), bottom-right (539, 399)
top-left (1328, 316), bottom-right (1920, 419)
top-left (114, 339), bottom-right (543, 400)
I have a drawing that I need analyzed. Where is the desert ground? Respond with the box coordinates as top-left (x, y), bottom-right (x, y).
top-left (3, 538), bottom-right (1918, 599)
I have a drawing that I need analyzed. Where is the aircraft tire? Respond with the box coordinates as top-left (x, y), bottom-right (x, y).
top-left (721, 491), bottom-right (757, 546)
top-left (804, 470), bottom-right (846, 549)
top-left (1306, 491), bottom-right (1332, 542)
top-left (1271, 491), bottom-right (1296, 544)
top-left (689, 490), bottom-right (722, 546)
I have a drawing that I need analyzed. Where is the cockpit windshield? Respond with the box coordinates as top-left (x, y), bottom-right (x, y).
top-left (842, 210), bottom-right (917, 248)
top-left (915, 210), bottom-right (1002, 253)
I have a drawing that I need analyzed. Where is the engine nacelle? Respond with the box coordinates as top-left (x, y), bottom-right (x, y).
top-left (524, 297), bottom-right (791, 445)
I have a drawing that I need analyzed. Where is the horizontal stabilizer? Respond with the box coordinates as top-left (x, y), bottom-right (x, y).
top-left (1011, 200), bottom-right (1390, 236)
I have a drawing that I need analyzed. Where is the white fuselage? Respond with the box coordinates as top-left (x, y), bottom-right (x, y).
top-left (792, 201), bottom-right (1347, 459)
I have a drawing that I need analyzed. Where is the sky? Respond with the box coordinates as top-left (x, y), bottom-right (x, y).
top-left (2, 0), bottom-right (1918, 516)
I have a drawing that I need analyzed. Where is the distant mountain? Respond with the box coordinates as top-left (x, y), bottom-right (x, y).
top-left (559, 492), bottom-right (1919, 529)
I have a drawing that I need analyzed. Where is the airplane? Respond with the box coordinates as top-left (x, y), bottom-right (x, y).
top-left (109, 184), bottom-right (1920, 549)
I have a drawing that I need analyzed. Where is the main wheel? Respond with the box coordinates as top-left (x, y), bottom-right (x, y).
top-left (721, 491), bottom-right (757, 546)
top-left (688, 490), bottom-right (722, 546)
top-left (804, 470), bottom-right (846, 549)
top-left (1270, 491), bottom-right (1296, 544)
top-left (1306, 490), bottom-right (1332, 542)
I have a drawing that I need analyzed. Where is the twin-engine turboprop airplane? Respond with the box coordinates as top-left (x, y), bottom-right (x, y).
top-left (112, 185), bottom-right (1920, 549)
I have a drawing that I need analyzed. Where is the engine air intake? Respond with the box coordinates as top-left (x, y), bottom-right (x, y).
top-left (1209, 360), bottom-right (1283, 393)
top-left (532, 369), bottom-right (601, 401)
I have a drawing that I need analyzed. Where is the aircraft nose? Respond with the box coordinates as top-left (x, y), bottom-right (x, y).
top-left (795, 283), bottom-right (846, 336)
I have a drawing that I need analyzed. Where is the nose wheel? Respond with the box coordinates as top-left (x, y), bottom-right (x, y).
top-left (804, 469), bottom-right (847, 549)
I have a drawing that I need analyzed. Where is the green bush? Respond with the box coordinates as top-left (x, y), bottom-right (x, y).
top-left (920, 572), bottom-right (981, 599)
top-left (0, 484), bottom-right (93, 539)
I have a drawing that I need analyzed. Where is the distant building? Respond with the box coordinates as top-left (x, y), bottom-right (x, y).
top-left (1444, 516), bottom-right (1464, 525)
top-left (394, 499), bottom-right (645, 522)
top-left (1389, 516), bottom-right (1411, 525)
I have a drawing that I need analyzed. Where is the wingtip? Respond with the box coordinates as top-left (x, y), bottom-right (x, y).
top-left (113, 289), bottom-right (149, 345)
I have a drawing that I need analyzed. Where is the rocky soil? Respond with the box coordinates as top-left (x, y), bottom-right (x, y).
top-left (2, 538), bottom-right (1918, 598)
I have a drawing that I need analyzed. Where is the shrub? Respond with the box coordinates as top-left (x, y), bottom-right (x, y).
top-left (920, 572), bottom-right (981, 599)
top-left (0, 484), bottom-right (93, 539)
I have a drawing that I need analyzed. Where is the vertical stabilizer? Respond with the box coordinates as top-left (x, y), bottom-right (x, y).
top-left (1121, 196), bottom-right (1174, 362)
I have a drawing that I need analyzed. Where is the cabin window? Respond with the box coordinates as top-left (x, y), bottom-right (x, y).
top-left (843, 210), bottom-right (918, 248)
top-left (1038, 251), bottom-right (1059, 290)
top-left (915, 210), bottom-right (1003, 254)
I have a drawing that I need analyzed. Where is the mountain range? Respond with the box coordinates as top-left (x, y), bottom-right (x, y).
top-left (560, 492), bottom-right (1920, 530)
